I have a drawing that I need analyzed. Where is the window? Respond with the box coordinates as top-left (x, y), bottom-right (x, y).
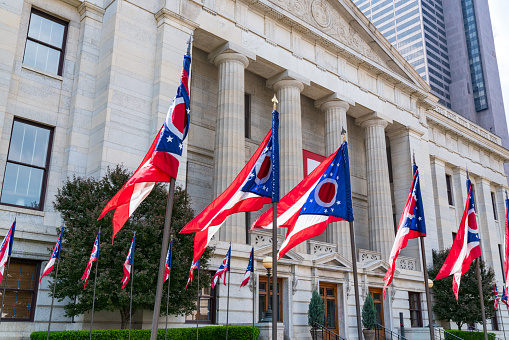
top-left (245, 93), bottom-right (251, 139)
top-left (408, 292), bottom-right (423, 327)
top-left (259, 276), bottom-right (282, 322)
top-left (452, 232), bottom-right (457, 241)
top-left (491, 192), bottom-right (498, 220)
top-left (0, 259), bottom-right (40, 321)
top-left (23, 9), bottom-right (68, 76)
top-left (492, 314), bottom-right (499, 331)
top-left (185, 284), bottom-right (216, 324)
top-left (369, 288), bottom-right (384, 326)
top-left (0, 119), bottom-right (54, 210)
top-left (445, 174), bottom-right (454, 206)
top-left (470, 184), bottom-right (476, 207)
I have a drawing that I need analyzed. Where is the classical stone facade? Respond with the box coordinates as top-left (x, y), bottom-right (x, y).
top-left (0, 0), bottom-right (508, 339)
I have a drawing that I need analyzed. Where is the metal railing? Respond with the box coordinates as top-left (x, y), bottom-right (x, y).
top-left (435, 328), bottom-right (464, 340)
top-left (434, 327), bottom-right (503, 340)
top-left (374, 324), bottom-right (407, 340)
top-left (310, 322), bottom-right (346, 340)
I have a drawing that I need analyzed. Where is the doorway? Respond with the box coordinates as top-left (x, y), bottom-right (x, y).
top-left (319, 282), bottom-right (339, 336)
top-left (369, 287), bottom-right (384, 327)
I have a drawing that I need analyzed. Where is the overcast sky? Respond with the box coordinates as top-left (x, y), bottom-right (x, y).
top-left (487, 0), bottom-right (509, 131)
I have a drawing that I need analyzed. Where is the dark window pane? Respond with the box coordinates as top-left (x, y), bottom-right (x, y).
top-left (1, 163), bottom-right (44, 208)
top-left (0, 260), bottom-right (39, 321)
top-left (326, 299), bottom-right (335, 328)
top-left (326, 288), bottom-right (334, 297)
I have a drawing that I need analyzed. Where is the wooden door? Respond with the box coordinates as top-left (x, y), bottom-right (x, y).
top-left (319, 282), bottom-right (339, 336)
top-left (259, 276), bottom-right (283, 322)
top-left (369, 287), bottom-right (384, 327)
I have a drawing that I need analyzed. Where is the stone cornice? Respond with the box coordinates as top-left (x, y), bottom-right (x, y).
top-left (154, 8), bottom-right (199, 30)
top-left (78, 1), bottom-right (105, 22)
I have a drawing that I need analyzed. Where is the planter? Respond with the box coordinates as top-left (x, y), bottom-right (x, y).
top-left (362, 329), bottom-right (375, 340)
top-left (310, 328), bottom-right (322, 340)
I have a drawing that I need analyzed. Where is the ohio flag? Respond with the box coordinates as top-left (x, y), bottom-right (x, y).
top-left (185, 260), bottom-right (200, 290)
top-left (0, 221), bottom-right (16, 284)
top-left (164, 239), bottom-right (173, 282)
top-left (241, 248), bottom-right (254, 287)
top-left (253, 141), bottom-right (353, 260)
top-left (98, 48), bottom-right (191, 241)
top-left (435, 176), bottom-right (481, 302)
top-left (212, 246), bottom-right (231, 289)
top-left (81, 231), bottom-right (100, 289)
top-left (181, 109), bottom-right (279, 264)
top-left (383, 164), bottom-right (426, 296)
top-left (40, 227), bottom-right (64, 283)
top-left (121, 235), bottom-right (135, 289)
top-left (502, 286), bottom-right (509, 307)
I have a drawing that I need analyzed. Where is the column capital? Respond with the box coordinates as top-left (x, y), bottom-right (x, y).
top-left (208, 42), bottom-right (254, 67)
top-left (314, 93), bottom-right (354, 111)
top-left (355, 112), bottom-right (392, 128)
top-left (267, 70), bottom-right (309, 92)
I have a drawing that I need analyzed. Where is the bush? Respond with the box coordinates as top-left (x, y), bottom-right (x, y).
top-left (444, 330), bottom-right (496, 340)
top-left (308, 290), bottom-right (325, 327)
top-left (31, 326), bottom-right (259, 340)
top-left (361, 294), bottom-right (376, 330)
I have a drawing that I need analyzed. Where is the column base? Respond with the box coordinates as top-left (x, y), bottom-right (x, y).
top-left (256, 322), bottom-right (284, 340)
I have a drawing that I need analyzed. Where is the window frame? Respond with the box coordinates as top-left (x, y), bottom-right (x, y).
top-left (445, 174), bottom-right (454, 206)
top-left (184, 279), bottom-right (217, 324)
top-left (244, 93), bottom-right (251, 139)
top-left (0, 258), bottom-right (41, 322)
top-left (0, 118), bottom-right (54, 211)
top-left (491, 192), bottom-right (498, 221)
top-left (24, 8), bottom-right (68, 76)
top-left (258, 276), bottom-right (283, 322)
top-left (408, 292), bottom-right (423, 328)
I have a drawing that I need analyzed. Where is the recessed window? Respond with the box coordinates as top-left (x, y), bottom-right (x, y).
top-left (245, 93), bottom-right (251, 139)
top-left (185, 281), bottom-right (216, 324)
top-left (259, 276), bottom-right (282, 322)
top-left (23, 9), bottom-right (68, 76)
top-left (0, 259), bottom-right (40, 321)
top-left (491, 192), bottom-right (498, 220)
top-left (0, 119), bottom-right (54, 210)
top-left (445, 174), bottom-right (454, 206)
top-left (408, 292), bottom-right (423, 327)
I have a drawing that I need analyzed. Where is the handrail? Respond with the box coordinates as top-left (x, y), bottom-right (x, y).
top-left (434, 327), bottom-right (473, 340)
top-left (374, 323), bottom-right (408, 340)
top-left (310, 322), bottom-right (346, 340)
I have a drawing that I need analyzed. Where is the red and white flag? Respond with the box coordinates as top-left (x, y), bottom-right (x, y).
top-left (241, 248), bottom-right (254, 287)
top-left (40, 227), bottom-right (64, 283)
top-left (0, 221), bottom-right (15, 284)
top-left (185, 260), bottom-right (200, 290)
top-left (435, 177), bottom-right (481, 302)
top-left (121, 235), bottom-right (135, 289)
top-left (98, 50), bottom-right (191, 241)
top-left (81, 231), bottom-right (100, 289)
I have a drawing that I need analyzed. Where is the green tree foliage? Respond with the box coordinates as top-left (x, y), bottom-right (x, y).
top-left (428, 248), bottom-right (495, 330)
top-left (308, 290), bottom-right (325, 327)
top-left (362, 293), bottom-right (376, 330)
top-left (52, 165), bottom-right (212, 329)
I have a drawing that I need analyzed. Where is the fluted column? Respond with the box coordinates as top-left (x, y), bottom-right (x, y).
top-left (317, 99), bottom-right (351, 258)
top-left (212, 52), bottom-right (249, 243)
top-left (360, 118), bottom-right (394, 259)
top-left (273, 79), bottom-right (305, 195)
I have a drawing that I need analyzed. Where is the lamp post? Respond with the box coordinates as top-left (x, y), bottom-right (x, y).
top-left (262, 256), bottom-right (273, 322)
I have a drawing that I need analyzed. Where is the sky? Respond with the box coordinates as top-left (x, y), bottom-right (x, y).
top-left (487, 0), bottom-right (509, 131)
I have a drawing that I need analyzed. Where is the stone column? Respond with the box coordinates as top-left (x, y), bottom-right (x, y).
top-left (478, 177), bottom-right (500, 276)
top-left (430, 156), bottom-right (455, 249)
top-left (209, 46), bottom-right (250, 243)
top-left (357, 115), bottom-right (394, 259)
top-left (315, 95), bottom-right (351, 258)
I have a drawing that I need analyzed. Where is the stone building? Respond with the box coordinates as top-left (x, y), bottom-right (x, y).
top-left (0, 0), bottom-right (508, 339)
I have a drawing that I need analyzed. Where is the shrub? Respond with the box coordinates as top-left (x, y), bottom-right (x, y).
top-left (308, 290), bottom-right (325, 328)
top-left (30, 326), bottom-right (259, 340)
top-left (444, 330), bottom-right (496, 340)
top-left (361, 294), bottom-right (376, 330)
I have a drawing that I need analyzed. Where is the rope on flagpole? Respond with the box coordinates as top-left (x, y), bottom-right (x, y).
top-left (165, 237), bottom-right (173, 340)
top-left (476, 258), bottom-right (489, 340)
top-left (46, 257), bottom-right (61, 340)
top-left (89, 227), bottom-right (101, 340)
top-left (128, 231), bottom-right (135, 340)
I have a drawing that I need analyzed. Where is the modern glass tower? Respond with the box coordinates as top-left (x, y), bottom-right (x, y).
top-left (353, 0), bottom-right (508, 147)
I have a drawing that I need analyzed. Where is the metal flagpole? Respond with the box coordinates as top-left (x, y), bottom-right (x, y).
top-left (349, 221), bottom-right (363, 340)
top-left (271, 95), bottom-right (279, 340)
top-left (196, 267), bottom-right (200, 340)
top-left (226, 243), bottom-right (231, 339)
top-left (129, 232), bottom-right (135, 340)
top-left (0, 256), bottom-right (11, 325)
top-left (150, 178), bottom-right (175, 340)
top-left (165, 237), bottom-right (173, 340)
top-left (499, 306), bottom-right (506, 339)
top-left (46, 258), bottom-right (61, 340)
top-left (420, 237), bottom-right (435, 340)
top-left (476, 258), bottom-right (488, 340)
top-left (252, 272), bottom-right (255, 340)
top-left (89, 227), bottom-right (100, 340)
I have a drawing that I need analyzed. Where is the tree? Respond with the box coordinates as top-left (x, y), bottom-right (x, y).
top-left (428, 248), bottom-right (495, 330)
top-left (52, 165), bottom-right (212, 329)
top-left (308, 290), bottom-right (325, 328)
top-left (362, 293), bottom-right (376, 330)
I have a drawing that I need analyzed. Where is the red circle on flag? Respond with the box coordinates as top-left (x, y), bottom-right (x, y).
top-left (257, 156), bottom-right (271, 180)
top-left (314, 178), bottom-right (338, 208)
top-left (254, 154), bottom-right (272, 185)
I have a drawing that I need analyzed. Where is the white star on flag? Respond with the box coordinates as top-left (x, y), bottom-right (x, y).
top-left (167, 135), bottom-right (173, 143)
top-left (179, 143), bottom-right (183, 150)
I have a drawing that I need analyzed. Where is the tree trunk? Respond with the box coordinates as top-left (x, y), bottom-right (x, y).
top-left (120, 308), bottom-right (131, 329)
top-left (456, 322), bottom-right (462, 331)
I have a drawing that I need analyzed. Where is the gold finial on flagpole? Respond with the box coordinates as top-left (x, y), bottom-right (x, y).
top-left (272, 94), bottom-right (278, 111)
top-left (341, 127), bottom-right (346, 142)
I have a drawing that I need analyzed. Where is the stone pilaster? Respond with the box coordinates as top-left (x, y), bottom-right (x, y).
top-left (478, 177), bottom-right (500, 277)
top-left (210, 49), bottom-right (249, 243)
top-left (315, 96), bottom-right (351, 258)
top-left (430, 156), bottom-right (454, 249)
top-left (357, 116), bottom-right (394, 259)
top-left (453, 167), bottom-right (468, 223)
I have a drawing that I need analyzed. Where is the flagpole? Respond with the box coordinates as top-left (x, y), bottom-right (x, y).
top-left (420, 237), bottom-right (435, 340)
top-left (89, 227), bottom-right (100, 340)
top-left (271, 95), bottom-right (279, 340)
top-left (165, 237), bottom-right (173, 340)
top-left (0, 256), bottom-right (11, 325)
top-left (349, 221), bottom-right (363, 340)
top-left (252, 272), bottom-right (255, 340)
top-left (499, 306), bottom-right (506, 339)
top-left (196, 267), bottom-right (200, 340)
top-left (151, 178), bottom-right (176, 340)
top-left (226, 243), bottom-right (231, 340)
top-left (476, 258), bottom-right (488, 340)
top-left (129, 231), bottom-right (135, 340)
top-left (46, 257), bottom-right (61, 340)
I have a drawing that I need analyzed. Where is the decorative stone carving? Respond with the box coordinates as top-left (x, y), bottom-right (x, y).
top-left (292, 275), bottom-right (299, 295)
top-left (264, 0), bottom-right (384, 65)
top-left (308, 240), bottom-right (337, 255)
top-left (251, 230), bottom-right (282, 247)
top-left (397, 256), bottom-right (417, 271)
top-left (358, 249), bottom-right (381, 263)
top-left (345, 276), bottom-right (352, 298)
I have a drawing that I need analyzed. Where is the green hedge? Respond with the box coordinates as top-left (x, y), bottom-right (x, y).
top-left (31, 326), bottom-right (259, 340)
top-left (444, 330), bottom-right (496, 340)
